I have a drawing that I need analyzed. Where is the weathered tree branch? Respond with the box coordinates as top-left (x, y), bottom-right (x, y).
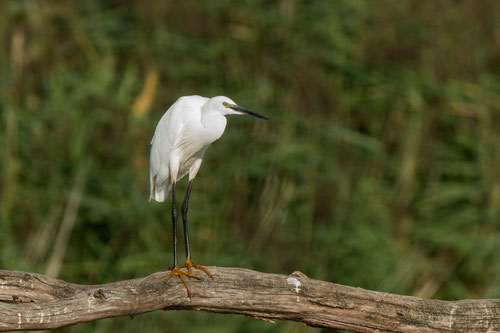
top-left (0, 268), bottom-right (499, 332)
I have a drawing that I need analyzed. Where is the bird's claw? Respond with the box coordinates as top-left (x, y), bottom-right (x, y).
top-left (164, 265), bottom-right (202, 297)
top-left (181, 257), bottom-right (213, 279)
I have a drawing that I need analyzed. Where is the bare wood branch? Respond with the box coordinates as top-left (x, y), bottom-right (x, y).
top-left (0, 268), bottom-right (499, 332)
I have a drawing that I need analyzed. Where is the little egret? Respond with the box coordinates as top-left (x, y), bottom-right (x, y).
top-left (149, 95), bottom-right (268, 296)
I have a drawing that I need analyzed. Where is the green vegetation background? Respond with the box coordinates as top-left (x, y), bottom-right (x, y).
top-left (1, 1), bottom-right (500, 332)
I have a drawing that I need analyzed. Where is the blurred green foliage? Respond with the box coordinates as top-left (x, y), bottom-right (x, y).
top-left (1, 0), bottom-right (500, 332)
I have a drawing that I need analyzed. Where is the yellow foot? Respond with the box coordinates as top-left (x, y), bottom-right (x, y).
top-left (181, 257), bottom-right (212, 279)
top-left (164, 265), bottom-right (201, 297)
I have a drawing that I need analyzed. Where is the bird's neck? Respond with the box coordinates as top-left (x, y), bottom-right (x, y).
top-left (200, 107), bottom-right (227, 143)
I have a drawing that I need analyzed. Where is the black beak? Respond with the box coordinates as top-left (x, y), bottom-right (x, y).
top-left (231, 105), bottom-right (269, 120)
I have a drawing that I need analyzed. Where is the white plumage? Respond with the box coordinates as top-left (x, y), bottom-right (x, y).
top-left (149, 95), bottom-right (267, 202)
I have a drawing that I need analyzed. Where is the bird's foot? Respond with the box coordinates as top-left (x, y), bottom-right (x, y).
top-left (164, 265), bottom-right (201, 297)
top-left (181, 257), bottom-right (213, 279)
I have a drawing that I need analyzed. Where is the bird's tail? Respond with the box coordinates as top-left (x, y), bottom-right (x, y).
top-left (149, 181), bottom-right (171, 202)
top-left (150, 188), bottom-right (167, 202)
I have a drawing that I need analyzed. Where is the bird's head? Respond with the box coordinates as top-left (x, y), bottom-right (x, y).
top-left (209, 96), bottom-right (268, 120)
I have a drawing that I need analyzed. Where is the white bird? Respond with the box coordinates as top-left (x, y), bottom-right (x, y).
top-left (149, 95), bottom-right (268, 295)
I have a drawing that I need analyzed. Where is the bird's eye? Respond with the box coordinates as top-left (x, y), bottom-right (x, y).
top-left (222, 102), bottom-right (231, 108)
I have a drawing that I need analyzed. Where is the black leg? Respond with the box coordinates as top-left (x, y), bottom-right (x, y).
top-left (164, 181), bottom-right (204, 296)
top-left (181, 180), bottom-right (193, 259)
top-left (179, 180), bottom-right (211, 278)
top-left (171, 182), bottom-right (178, 267)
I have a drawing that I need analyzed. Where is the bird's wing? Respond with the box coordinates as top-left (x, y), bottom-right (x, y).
top-left (153, 95), bottom-right (208, 150)
top-left (150, 109), bottom-right (175, 177)
top-left (149, 96), bottom-right (209, 201)
top-left (149, 103), bottom-right (181, 200)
